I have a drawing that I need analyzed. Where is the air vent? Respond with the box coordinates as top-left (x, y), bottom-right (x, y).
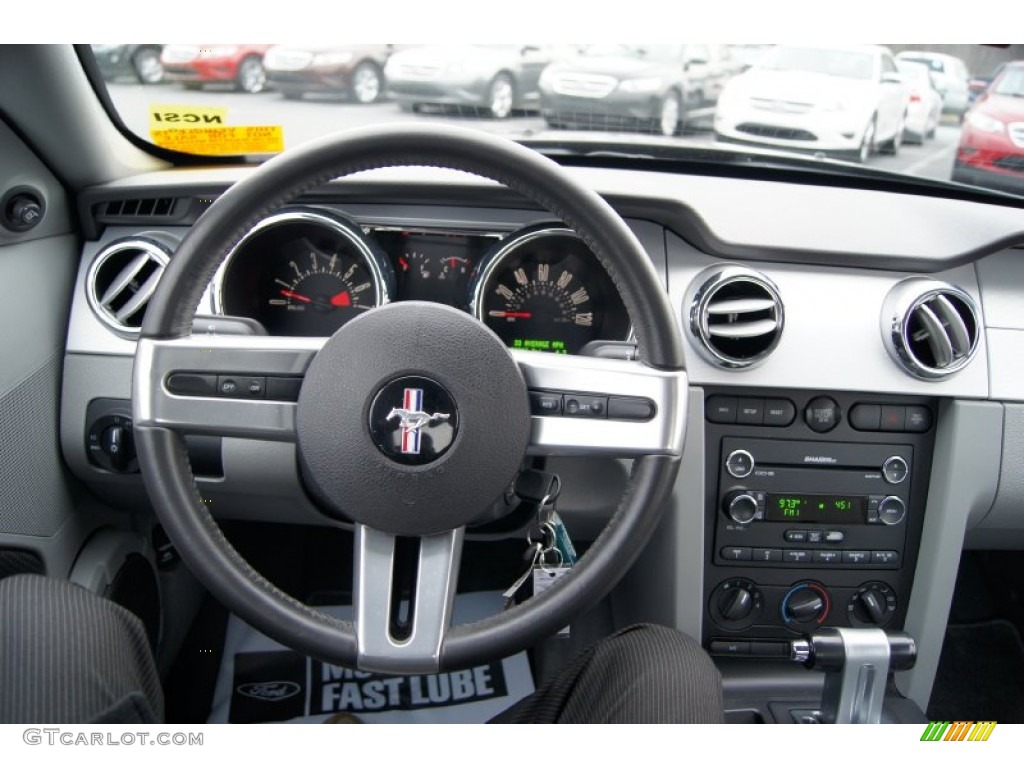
top-left (687, 266), bottom-right (784, 368)
top-left (98, 197), bottom-right (178, 219)
top-left (86, 237), bottom-right (172, 336)
top-left (882, 279), bottom-right (980, 380)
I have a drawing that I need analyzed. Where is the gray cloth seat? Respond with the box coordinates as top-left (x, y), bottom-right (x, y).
top-left (0, 574), bottom-right (723, 724)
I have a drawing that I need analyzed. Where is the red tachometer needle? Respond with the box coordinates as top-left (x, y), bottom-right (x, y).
top-left (330, 290), bottom-right (352, 308)
top-left (488, 311), bottom-right (532, 319)
top-left (280, 289), bottom-right (311, 303)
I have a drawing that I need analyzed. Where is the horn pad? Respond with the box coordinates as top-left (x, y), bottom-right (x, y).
top-left (295, 302), bottom-right (531, 536)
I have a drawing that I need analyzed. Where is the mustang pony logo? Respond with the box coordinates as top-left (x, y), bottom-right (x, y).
top-left (387, 387), bottom-right (450, 455)
top-left (236, 681), bottom-right (302, 702)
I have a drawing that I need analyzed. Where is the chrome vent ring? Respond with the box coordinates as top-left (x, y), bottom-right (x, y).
top-left (86, 236), bottom-right (173, 337)
top-left (883, 279), bottom-right (980, 380)
top-left (687, 266), bottom-right (784, 368)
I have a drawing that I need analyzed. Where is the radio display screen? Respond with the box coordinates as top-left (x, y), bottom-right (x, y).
top-left (766, 494), bottom-right (865, 524)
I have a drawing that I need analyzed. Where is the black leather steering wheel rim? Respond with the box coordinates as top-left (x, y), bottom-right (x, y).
top-left (134, 124), bottom-right (686, 672)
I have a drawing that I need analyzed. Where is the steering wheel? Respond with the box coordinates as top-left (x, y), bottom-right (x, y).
top-left (132, 125), bottom-right (687, 674)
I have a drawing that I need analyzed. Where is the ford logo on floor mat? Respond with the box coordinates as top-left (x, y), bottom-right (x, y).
top-left (236, 681), bottom-right (302, 702)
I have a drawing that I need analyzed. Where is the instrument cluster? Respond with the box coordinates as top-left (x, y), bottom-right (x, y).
top-left (215, 208), bottom-right (631, 354)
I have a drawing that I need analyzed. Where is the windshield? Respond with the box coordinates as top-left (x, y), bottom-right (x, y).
top-left (90, 43), bottom-right (1024, 200)
top-left (581, 44), bottom-right (681, 61)
top-left (758, 46), bottom-right (875, 80)
top-left (992, 67), bottom-right (1024, 97)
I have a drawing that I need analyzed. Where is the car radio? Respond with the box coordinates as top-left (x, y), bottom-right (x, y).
top-left (701, 390), bottom-right (935, 655)
top-left (715, 437), bottom-right (912, 569)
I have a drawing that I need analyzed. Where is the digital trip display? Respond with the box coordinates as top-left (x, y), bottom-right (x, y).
top-left (765, 494), bottom-right (865, 524)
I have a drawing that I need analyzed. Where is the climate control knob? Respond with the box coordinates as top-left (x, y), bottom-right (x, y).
top-left (723, 491), bottom-right (759, 525)
top-left (848, 582), bottom-right (897, 627)
top-left (710, 579), bottom-right (763, 630)
top-left (781, 582), bottom-right (831, 628)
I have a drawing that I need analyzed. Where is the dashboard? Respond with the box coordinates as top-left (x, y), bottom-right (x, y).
top-left (53, 162), bottom-right (1024, 719)
top-left (208, 210), bottom-right (629, 353)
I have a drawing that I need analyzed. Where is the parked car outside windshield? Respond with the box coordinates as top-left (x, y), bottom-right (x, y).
top-left (713, 44), bottom-right (910, 163)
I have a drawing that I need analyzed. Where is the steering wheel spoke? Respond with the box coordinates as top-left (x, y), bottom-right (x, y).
top-left (133, 334), bottom-right (323, 440)
top-left (354, 524), bottom-right (464, 674)
top-left (514, 350), bottom-right (687, 458)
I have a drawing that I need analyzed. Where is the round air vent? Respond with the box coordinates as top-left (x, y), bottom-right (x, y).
top-left (882, 278), bottom-right (980, 380)
top-left (687, 266), bottom-right (784, 368)
top-left (86, 236), bottom-right (173, 336)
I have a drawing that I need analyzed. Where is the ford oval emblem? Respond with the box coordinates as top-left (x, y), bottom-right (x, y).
top-left (236, 681), bottom-right (302, 702)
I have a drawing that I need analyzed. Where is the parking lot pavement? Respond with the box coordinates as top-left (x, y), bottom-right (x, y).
top-left (109, 83), bottom-right (961, 182)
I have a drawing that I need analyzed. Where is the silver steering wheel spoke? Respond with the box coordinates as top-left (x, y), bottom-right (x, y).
top-left (513, 349), bottom-right (687, 458)
top-left (354, 524), bottom-right (464, 674)
top-left (133, 334), bottom-right (324, 440)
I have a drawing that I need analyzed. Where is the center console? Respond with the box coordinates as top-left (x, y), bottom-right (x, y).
top-left (702, 388), bottom-right (935, 661)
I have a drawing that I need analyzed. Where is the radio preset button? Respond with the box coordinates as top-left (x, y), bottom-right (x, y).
top-left (720, 546), bottom-right (752, 561)
top-left (871, 550), bottom-right (901, 566)
top-left (842, 550), bottom-right (871, 565)
top-left (813, 550), bottom-right (841, 564)
top-left (725, 449), bottom-right (754, 478)
top-left (882, 456), bottom-right (909, 484)
top-left (878, 496), bottom-right (906, 526)
top-left (805, 397), bottom-right (840, 433)
top-left (784, 549), bottom-right (811, 563)
top-left (752, 548), bottom-right (782, 562)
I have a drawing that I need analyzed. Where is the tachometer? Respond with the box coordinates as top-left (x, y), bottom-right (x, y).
top-left (216, 209), bottom-right (394, 336)
top-left (469, 226), bottom-right (630, 354)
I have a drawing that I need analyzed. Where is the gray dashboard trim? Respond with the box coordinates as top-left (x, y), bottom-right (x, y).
top-left (611, 388), bottom-right (705, 637)
top-left (83, 165), bottom-right (1024, 270)
top-left (665, 232), bottom-right (989, 397)
top-left (895, 399), bottom-right (1003, 710)
top-left (967, 404), bottom-right (1024, 542)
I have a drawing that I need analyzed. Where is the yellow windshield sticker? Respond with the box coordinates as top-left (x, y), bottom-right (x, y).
top-left (149, 104), bottom-right (284, 155)
top-left (150, 105), bottom-right (228, 129)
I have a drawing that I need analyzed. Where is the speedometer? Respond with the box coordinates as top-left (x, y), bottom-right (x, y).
top-left (216, 208), bottom-right (394, 336)
top-left (469, 226), bottom-right (630, 354)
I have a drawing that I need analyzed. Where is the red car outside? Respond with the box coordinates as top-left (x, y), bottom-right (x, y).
top-left (161, 45), bottom-right (273, 93)
top-left (953, 61), bottom-right (1024, 194)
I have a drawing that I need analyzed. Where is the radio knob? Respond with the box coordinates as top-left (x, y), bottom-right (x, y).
top-left (878, 496), bottom-right (906, 526)
top-left (882, 456), bottom-right (909, 484)
top-left (724, 491), bottom-right (759, 524)
top-left (782, 582), bottom-right (830, 627)
top-left (725, 449), bottom-right (754, 478)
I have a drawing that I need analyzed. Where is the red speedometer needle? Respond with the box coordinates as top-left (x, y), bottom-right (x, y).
top-left (280, 289), bottom-right (311, 303)
top-left (330, 290), bottom-right (352, 308)
top-left (488, 310), bottom-right (532, 319)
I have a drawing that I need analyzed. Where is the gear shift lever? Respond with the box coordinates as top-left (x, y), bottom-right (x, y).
top-left (790, 627), bottom-right (916, 724)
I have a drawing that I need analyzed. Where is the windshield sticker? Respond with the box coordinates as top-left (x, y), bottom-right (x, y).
top-left (149, 103), bottom-right (284, 155)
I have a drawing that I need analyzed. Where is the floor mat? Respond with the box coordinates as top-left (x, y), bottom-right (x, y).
top-left (208, 591), bottom-right (534, 723)
top-left (927, 618), bottom-right (1024, 723)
